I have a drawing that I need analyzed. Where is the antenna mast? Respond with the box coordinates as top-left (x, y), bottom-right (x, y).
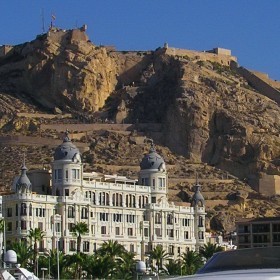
top-left (41, 8), bottom-right (45, 33)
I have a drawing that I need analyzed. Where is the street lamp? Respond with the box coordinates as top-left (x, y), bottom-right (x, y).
top-left (44, 249), bottom-right (50, 280)
top-left (41, 267), bottom-right (47, 280)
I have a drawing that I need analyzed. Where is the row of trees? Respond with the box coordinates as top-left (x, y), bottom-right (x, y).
top-left (7, 222), bottom-right (223, 279)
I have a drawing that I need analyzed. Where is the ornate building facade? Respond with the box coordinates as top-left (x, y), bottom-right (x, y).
top-left (2, 133), bottom-right (206, 260)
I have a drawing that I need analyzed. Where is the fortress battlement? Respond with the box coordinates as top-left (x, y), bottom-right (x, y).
top-left (159, 45), bottom-right (237, 67)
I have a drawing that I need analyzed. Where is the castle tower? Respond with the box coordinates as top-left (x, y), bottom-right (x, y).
top-left (191, 179), bottom-right (206, 250)
top-left (52, 131), bottom-right (83, 196)
top-left (16, 155), bottom-right (32, 194)
top-left (139, 140), bottom-right (167, 203)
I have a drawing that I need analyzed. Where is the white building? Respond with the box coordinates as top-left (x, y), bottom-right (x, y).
top-left (2, 132), bottom-right (206, 260)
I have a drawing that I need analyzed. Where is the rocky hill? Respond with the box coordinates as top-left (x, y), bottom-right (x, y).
top-left (1, 27), bottom-right (280, 233)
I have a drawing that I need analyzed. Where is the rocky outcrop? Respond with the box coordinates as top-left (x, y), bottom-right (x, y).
top-left (0, 29), bottom-right (118, 113)
top-left (0, 28), bottom-right (280, 188)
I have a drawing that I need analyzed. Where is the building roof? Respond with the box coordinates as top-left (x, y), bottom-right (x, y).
top-left (236, 216), bottom-right (280, 224)
top-left (140, 140), bottom-right (165, 171)
top-left (16, 156), bottom-right (32, 192)
top-left (191, 184), bottom-right (205, 207)
top-left (53, 130), bottom-right (81, 161)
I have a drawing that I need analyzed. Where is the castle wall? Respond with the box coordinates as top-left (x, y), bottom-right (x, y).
top-left (237, 67), bottom-right (280, 105)
top-left (40, 123), bottom-right (162, 133)
top-left (162, 47), bottom-right (237, 67)
top-left (259, 174), bottom-right (280, 196)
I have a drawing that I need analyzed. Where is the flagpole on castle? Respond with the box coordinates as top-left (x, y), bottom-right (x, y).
top-left (50, 13), bottom-right (56, 29)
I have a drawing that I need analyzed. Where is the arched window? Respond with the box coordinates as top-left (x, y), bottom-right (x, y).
top-left (99, 192), bottom-right (109, 206)
top-left (20, 203), bottom-right (27, 216)
top-left (126, 194), bottom-right (136, 207)
top-left (113, 193), bottom-right (123, 207)
top-left (155, 213), bottom-right (162, 224)
top-left (167, 213), bottom-right (173, 225)
top-left (92, 192), bottom-right (96, 205)
top-left (198, 216), bottom-right (203, 227)
top-left (138, 196), bottom-right (149, 208)
top-left (29, 204), bottom-right (32, 216)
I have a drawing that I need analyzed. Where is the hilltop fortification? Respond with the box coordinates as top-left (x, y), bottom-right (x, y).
top-left (0, 27), bottom-right (280, 201)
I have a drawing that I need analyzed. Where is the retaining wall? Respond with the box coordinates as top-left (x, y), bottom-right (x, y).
top-left (237, 67), bottom-right (280, 104)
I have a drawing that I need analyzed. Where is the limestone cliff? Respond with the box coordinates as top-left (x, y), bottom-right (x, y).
top-left (0, 28), bottom-right (280, 190)
top-left (0, 28), bottom-right (117, 113)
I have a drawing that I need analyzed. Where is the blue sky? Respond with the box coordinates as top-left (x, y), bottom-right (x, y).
top-left (0, 0), bottom-right (279, 80)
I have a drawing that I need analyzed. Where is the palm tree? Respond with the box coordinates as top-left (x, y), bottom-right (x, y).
top-left (72, 222), bottom-right (88, 253)
top-left (97, 240), bottom-right (126, 260)
top-left (28, 228), bottom-right (45, 274)
top-left (9, 241), bottom-right (32, 269)
top-left (199, 242), bottom-right (223, 261)
top-left (181, 250), bottom-right (203, 275)
top-left (95, 240), bottom-right (128, 278)
top-left (149, 245), bottom-right (170, 274)
top-left (64, 252), bottom-right (88, 279)
top-left (84, 254), bottom-right (113, 280)
top-left (114, 251), bottom-right (136, 280)
top-left (39, 249), bottom-right (66, 279)
top-left (166, 259), bottom-right (182, 276)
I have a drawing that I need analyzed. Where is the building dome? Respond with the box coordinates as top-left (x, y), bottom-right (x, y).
top-left (140, 141), bottom-right (166, 171)
top-left (191, 184), bottom-right (205, 207)
top-left (16, 158), bottom-right (32, 193)
top-left (54, 131), bottom-right (81, 162)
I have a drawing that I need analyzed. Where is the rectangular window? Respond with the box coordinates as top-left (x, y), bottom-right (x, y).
top-left (100, 213), bottom-right (109, 221)
top-left (167, 229), bottom-right (174, 238)
top-left (7, 208), bottom-right (12, 217)
top-left (113, 214), bottom-right (122, 222)
top-left (158, 178), bottom-right (165, 188)
top-left (69, 240), bottom-right (76, 251)
top-left (183, 218), bottom-right (190, 227)
top-left (57, 169), bottom-right (62, 180)
top-left (184, 231), bottom-right (189, 240)
top-left (141, 178), bottom-right (149, 186)
top-left (273, 224), bottom-right (280, 232)
top-left (155, 213), bottom-right (162, 224)
top-left (68, 223), bottom-right (75, 232)
top-left (126, 215), bottom-right (135, 223)
top-left (144, 228), bottom-right (149, 237)
top-left (169, 245), bottom-right (174, 255)
top-left (83, 241), bottom-right (90, 252)
top-left (128, 228), bottom-right (133, 236)
top-left (72, 169), bottom-right (80, 180)
top-left (115, 227), bottom-right (120, 236)
top-left (101, 226), bottom-right (106, 235)
top-left (65, 170), bottom-right (68, 181)
top-left (7, 222), bottom-right (12, 231)
top-left (21, 220), bottom-right (27, 230)
top-left (55, 222), bottom-right (61, 234)
top-left (65, 189), bottom-right (69, 196)
top-left (130, 244), bottom-right (134, 253)
top-left (155, 228), bottom-right (162, 237)
top-left (38, 222), bottom-right (43, 230)
top-left (68, 207), bottom-right (75, 218)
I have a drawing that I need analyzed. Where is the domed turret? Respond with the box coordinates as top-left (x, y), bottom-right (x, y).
top-left (54, 130), bottom-right (81, 162)
top-left (52, 130), bottom-right (83, 196)
top-left (138, 140), bottom-right (168, 203)
top-left (191, 184), bottom-right (205, 207)
top-left (140, 141), bottom-right (166, 171)
top-left (16, 155), bottom-right (32, 193)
